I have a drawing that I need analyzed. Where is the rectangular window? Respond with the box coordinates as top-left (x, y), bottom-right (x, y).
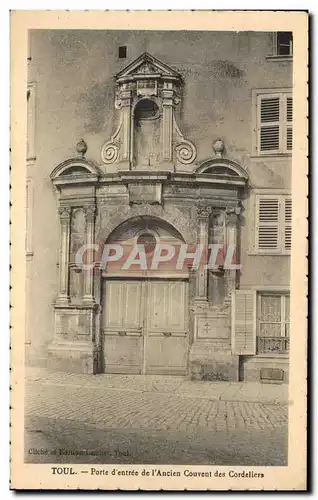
top-left (257, 294), bottom-right (290, 354)
top-left (276, 32), bottom-right (293, 56)
top-left (255, 195), bottom-right (292, 253)
top-left (256, 91), bottom-right (293, 155)
top-left (118, 46), bottom-right (127, 59)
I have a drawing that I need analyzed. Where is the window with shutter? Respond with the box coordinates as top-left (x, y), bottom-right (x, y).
top-left (286, 97), bottom-right (293, 151)
top-left (231, 290), bottom-right (256, 355)
top-left (259, 96), bottom-right (280, 153)
top-left (255, 195), bottom-right (292, 254)
top-left (257, 293), bottom-right (290, 353)
top-left (255, 90), bottom-right (292, 155)
top-left (284, 198), bottom-right (292, 251)
top-left (257, 197), bottom-right (280, 250)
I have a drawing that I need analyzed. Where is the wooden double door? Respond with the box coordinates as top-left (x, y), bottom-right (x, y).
top-left (102, 278), bottom-right (189, 375)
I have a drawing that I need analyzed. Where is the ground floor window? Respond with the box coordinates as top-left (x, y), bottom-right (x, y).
top-left (257, 293), bottom-right (290, 354)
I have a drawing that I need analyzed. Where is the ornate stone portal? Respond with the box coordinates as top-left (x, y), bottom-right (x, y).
top-left (49, 53), bottom-right (248, 379)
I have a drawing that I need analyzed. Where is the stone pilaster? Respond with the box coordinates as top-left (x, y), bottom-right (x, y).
top-left (195, 203), bottom-right (212, 304)
top-left (120, 89), bottom-right (133, 168)
top-left (224, 203), bottom-right (241, 303)
top-left (82, 204), bottom-right (97, 305)
top-left (56, 206), bottom-right (71, 305)
top-left (162, 84), bottom-right (174, 165)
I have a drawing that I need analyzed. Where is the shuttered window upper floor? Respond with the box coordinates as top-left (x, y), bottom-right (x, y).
top-left (254, 194), bottom-right (292, 254)
top-left (252, 89), bottom-right (293, 156)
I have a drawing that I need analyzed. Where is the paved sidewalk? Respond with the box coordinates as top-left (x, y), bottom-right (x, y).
top-left (25, 366), bottom-right (288, 405)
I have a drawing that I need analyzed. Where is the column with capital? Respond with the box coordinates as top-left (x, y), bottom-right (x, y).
top-left (82, 204), bottom-right (97, 305)
top-left (120, 88), bottom-right (133, 169)
top-left (56, 206), bottom-right (71, 305)
top-left (224, 203), bottom-right (242, 303)
top-left (195, 203), bottom-right (212, 303)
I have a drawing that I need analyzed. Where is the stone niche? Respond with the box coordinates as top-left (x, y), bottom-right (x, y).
top-left (100, 52), bottom-right (197, 172)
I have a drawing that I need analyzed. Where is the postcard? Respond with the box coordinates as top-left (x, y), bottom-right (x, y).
top-left (10, 10), bottom-right (308, 490)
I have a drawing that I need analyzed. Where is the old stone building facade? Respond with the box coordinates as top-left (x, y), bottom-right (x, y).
top-left (26, 30), bottom-right (292, 382)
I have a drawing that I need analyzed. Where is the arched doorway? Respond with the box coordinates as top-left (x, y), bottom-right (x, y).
top-left (101, 216), bottom-right (189, 375)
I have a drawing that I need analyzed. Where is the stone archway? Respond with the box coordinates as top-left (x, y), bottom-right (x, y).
top-left (96, 203), bottom-right (197, 247)
top-left (101, 215), bottom-right (190, 375)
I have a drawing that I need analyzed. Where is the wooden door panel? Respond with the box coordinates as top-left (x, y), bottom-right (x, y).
top-left (148, 281), bottom-right (168, 331)
top-left (123, 281), bottom-right (143, 330)
top-left (168, 281), bottom-right (187, 331)
top-left (104, 280), bottom-right (123, 329)
top-left (104, 335), bottom-right (143, 374)
top-left (103, 280), bottom-right (144, 373)
top-left (145, 336), bottom-right (188, 375)
top-left (145, 280), bottom-right (188, 375)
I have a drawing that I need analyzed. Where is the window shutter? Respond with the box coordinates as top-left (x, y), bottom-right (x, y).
top-left (259, 96), bottom-right (280, 153)
top-left (231, 290), bottom-right (256, 355)
top-left (286, 97), bottom-right (293, 151)
top-left (256, 196), bottom-right (280, 250)
top-left (284, 198), bottom-right (292, 250)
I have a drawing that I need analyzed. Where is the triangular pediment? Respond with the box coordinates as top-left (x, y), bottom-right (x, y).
top-left (116, 52), bottom-right (182, 81)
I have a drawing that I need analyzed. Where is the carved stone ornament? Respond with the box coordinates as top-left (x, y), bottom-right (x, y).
top-left (212, 138), bottom-right (225, 158)
top-left (75, 139), bottom-right (88, 158)
top-left (232, 201), bottom-right (243, 216)
top-left (84, 205), bottom-right (97, 223)
top-left (196, 203), bottom-right (212, 219)
top-left (225, 202), bottom-right (242, 224)
top-left (174, 117), bottom-right (197, 164)
top-left (101, 141), bottom-right (119, 164)
top-left (58, 205), bottom-right (72, 220)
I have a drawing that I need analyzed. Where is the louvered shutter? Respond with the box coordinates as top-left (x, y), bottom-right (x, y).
top-left (284, 198), bottom-right (292, 251)
top-left (256, 196), bottom-right (280, 251)
top-left (231, 290), bottom-right (256, 355)
top-left (259, 95), bottom-right (280, 153)
top-left (286, 97), bottom-right (293, 151)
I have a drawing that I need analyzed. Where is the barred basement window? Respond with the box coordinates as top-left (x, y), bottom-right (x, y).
top-left (255, 195), bottom-right (292, 253)
top-left (257, 294), bottom-right (290, 354)
top-left (255, 91), bottom-right (292, 155)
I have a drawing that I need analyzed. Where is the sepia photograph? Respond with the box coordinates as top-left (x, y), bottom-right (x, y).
top-left (10, 10), bottom-right (307, 491)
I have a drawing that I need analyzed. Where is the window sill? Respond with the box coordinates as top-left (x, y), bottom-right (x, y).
top-left (249, 154), bottom-right (292, 160)
top-left (255, 353), bottom-right (289, 359)
top-left (247, 251), bottom-right (291, 256)
top-left (266, 55), bottom-right (293, 62)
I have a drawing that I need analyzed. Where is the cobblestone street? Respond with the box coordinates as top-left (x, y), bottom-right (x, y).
top-left (26, 381), bottom-right (288, 433)
top-left (24, 370), bottom-right (288, 466)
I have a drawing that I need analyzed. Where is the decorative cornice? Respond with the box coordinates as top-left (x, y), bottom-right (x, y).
top-left (50, 158), bottom-right (101, 181)
top-left (196, 158), bottom-right (248, 180)
top-left (115, 52), bottom-right (182, 82)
